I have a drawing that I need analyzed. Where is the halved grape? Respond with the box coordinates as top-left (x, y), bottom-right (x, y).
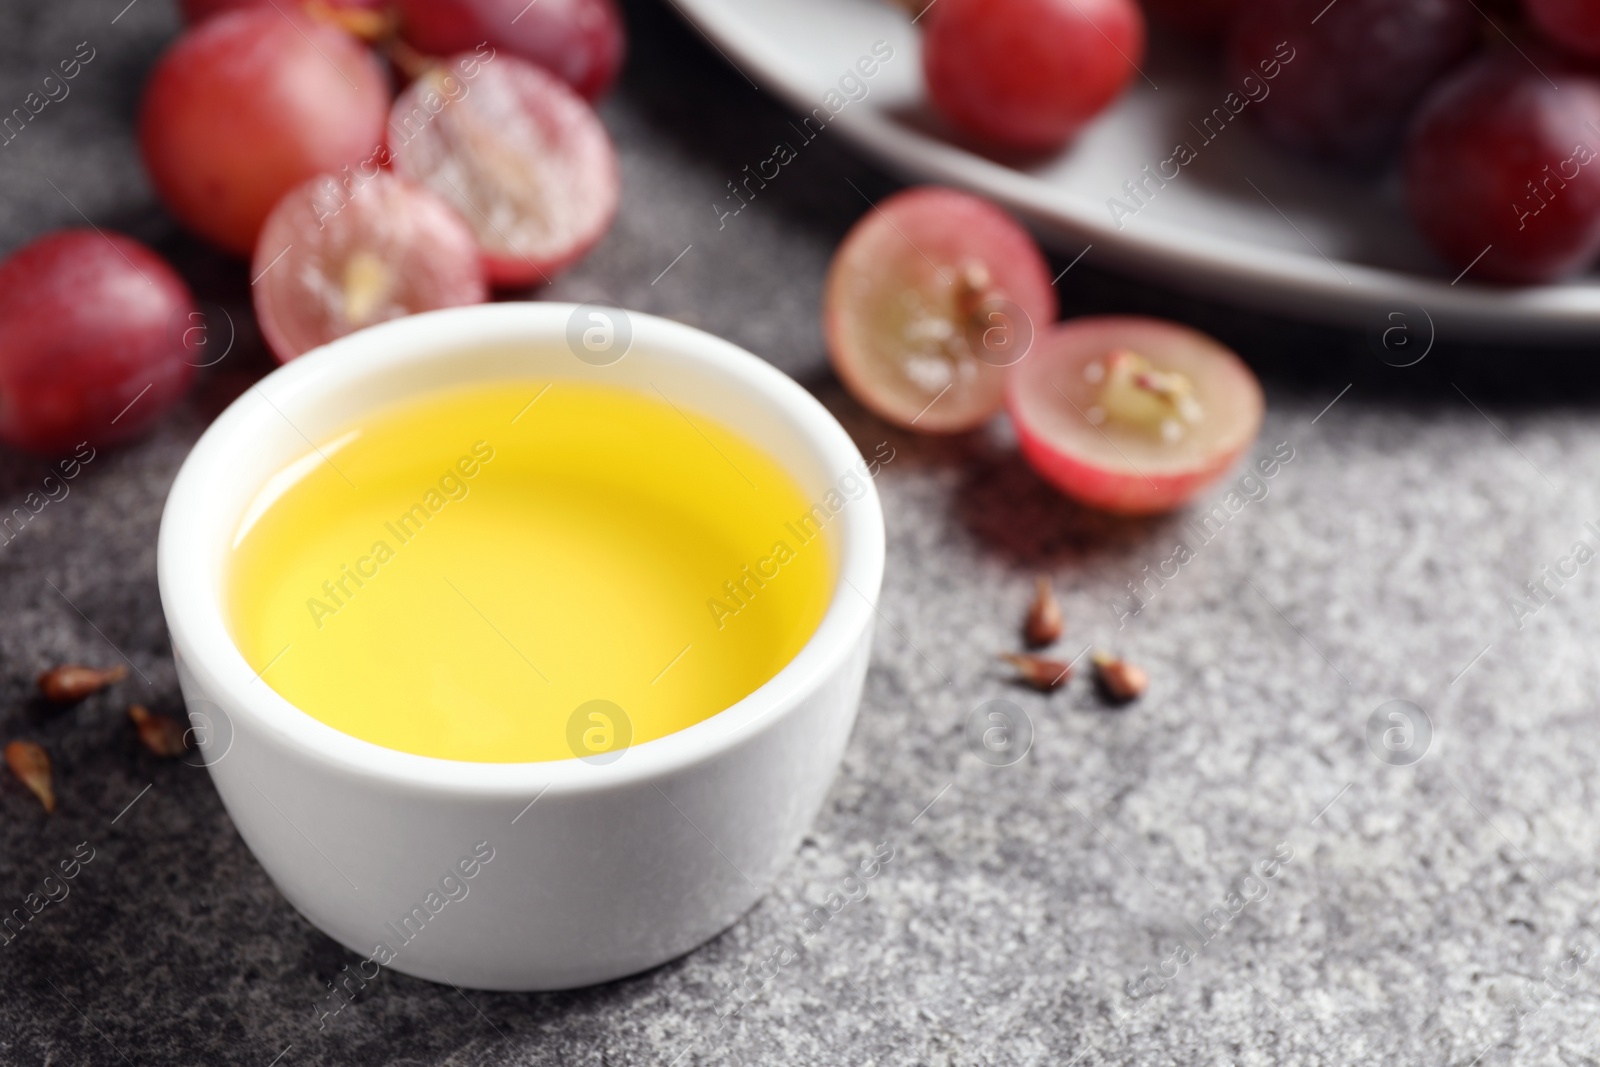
top-left (252, 172), bottom-right (489, 364)
top-left (388, 55), bottom-right (619, 287)
top-left (1228, 0), bottom-right (1477, 165)
top-left (824, 187), bottom-right (1056, 434)
top-left (1405, 54), bottom-right (1600, 284)
top-left (138, 8), bottom-right (390, 256)
top-left (922, 0), bottom-right (1145, 153)
top-left (1007, 317), bottom-right (1263, 515)
top-left (395, 0), bottom-right (625, 101)
top-left (0, 230), bottom-right (197, 453)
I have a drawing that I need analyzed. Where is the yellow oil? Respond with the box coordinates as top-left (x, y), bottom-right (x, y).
top-left (227, 380), bottom-right (834, 763)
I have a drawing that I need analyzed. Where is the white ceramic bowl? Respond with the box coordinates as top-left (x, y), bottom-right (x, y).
top-left (157, 302), bottom-right (885, 991)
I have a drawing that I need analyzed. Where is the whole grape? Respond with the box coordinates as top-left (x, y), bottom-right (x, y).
top-left (0, 230), bottom-right (198, 453)
top-left (1228, 0), bottom-right (1478, 164)
top-left (138, 8), bottom-right (389, 256)
top-left (922, 0), bottom-right (1145, 153)
top-left (1405, 54), bottom-right (1600, 284)
top-left (395, 0), bottom-right (625, 101)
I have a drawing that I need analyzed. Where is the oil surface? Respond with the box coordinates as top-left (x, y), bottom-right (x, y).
top-left (228, 380), bottom-right (833, 762)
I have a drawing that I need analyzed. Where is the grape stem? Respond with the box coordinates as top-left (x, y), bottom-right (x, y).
top-left (303, 1), bottom-right (395, 42)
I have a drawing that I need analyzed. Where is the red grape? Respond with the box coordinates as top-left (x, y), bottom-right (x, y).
top-left (138, 8), bottom-right (390, 257)
top-left (395, 0), bottom-right (625, 101)
top-left (823, 187), bottom-right (1057, 434)
top-left (1142, 0), bottom-right (1244, 40)
top-left (1526, 0), bottom-right (1600, 59)
top-left (253, 172), bottom-right (489, 363)
top-left (0, 230), bottom-right (197, 453)
top-left (1405, 54), bottom-right (1600, 284)
top-left (387, 55), bottom-right (618, 287)
top-left (922, 0), bottom-right (1145, 153)
top-left (1228, 0), bottom-right (1477, 164)
top-left (180, 0), bottom-right (386, 27)
top-left (1007, 317), bottom-right (1263, 515)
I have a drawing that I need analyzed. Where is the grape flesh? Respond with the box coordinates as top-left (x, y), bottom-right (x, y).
top-left (1405, 53), bottom-right (1600, 284)
top-left (253, 172), bottom-right (490, 363)
top-left (922, 0), bottom-right (1145, 153)
top-left (388, 55), bottom-right (619, 287)
top-left (0, 230), bottom-right (197, 453)
top-left (138, 8), bottom-right (390, 256)
top-left (396, 0), bottom-right (625, 101)
top-left (823, 186), bottom-right (1057, 434)
top-left (1006, 317), bottom-right (1263, 515)
top-left (1228, 0), bottom-right (1477, 165)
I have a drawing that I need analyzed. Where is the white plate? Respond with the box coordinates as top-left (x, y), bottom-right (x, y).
top-left (672, 0), bottom-right (1600, 341)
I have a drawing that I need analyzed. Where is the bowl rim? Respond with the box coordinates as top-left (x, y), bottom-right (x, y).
top-left (158, 302), bottom-right (886, 798)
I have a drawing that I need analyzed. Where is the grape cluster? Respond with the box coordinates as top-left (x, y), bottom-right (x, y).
top-left (0, 0), bottom-right (625, 453)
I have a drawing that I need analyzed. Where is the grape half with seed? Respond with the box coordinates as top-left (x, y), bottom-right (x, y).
top-left (823, 186), bottom-right (1057, 434)
top-left (252, 172), bottom-right (490, 363)
top-left (1007, 316), bottom-right (1263, 515)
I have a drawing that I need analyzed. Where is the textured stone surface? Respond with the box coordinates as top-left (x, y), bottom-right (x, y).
top-left (2, 2), bottom-right (1599, 1065)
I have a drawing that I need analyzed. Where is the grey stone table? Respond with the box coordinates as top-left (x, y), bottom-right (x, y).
top-left (3, 2), bottom-right (1599, 1064)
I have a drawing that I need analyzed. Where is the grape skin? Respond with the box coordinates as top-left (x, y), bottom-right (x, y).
top-left (0, 230), bottom-right (197, 453)
top-left (396, 0), bottom-right (626, 101)
top-left (1405, 54), bottom-right (1600, 284)
top-left (138, 8), bottom-right (390, 256)
top-left (1228, 0), bottom-right (1477, 165)
top-left (922, 0), bottom-right (1145, 153)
